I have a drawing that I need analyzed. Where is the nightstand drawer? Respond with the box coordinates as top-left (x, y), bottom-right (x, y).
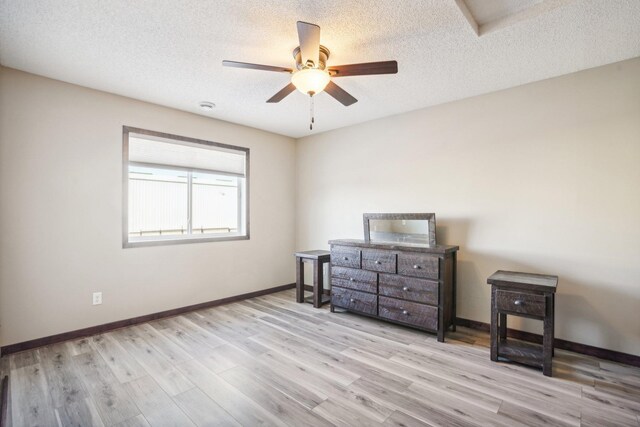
top-left (378, 296), bottom-right (438, 330)
top-left (331, 246), bottom-right (361, 268)
top-left (397, 253), bottom-right (439, 279)
top-left (379, 274), bottom-right (438, 305)
top-left (331, 287), bottom-right (377, 315)
top-left (362, 249), bottom-right (396, 273)
top-left (496, 290), bottom-right (545, 317)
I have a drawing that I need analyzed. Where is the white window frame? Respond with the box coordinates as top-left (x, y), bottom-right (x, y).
top-left (122, 126), bottom-right (249, 248)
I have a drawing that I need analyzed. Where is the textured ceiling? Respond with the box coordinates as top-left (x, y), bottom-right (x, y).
top-left (464, 0), bottom-right (546, 26)
top-left (1, 0), bottom-right (639, 138)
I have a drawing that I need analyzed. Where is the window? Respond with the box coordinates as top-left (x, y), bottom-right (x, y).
top-left (123, 127), bottom-right (249, 247)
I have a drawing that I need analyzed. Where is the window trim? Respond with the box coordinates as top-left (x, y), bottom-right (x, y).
top-left (122, 126), bottom-right (250, 248)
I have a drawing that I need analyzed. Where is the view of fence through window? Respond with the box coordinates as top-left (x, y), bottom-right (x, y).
top-left (128, 166), bottom-right (239, 237)
top-left (123, 127), bottom-right (248, 246)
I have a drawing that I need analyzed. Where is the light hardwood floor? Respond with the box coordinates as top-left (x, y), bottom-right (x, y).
top-left (1, 289), bottom-right (639, 426)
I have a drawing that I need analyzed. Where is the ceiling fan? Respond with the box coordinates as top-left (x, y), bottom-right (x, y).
top-left (222, 21), bottom-right (398, 129)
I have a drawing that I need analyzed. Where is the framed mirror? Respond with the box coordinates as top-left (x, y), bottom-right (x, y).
top-left (363, 213), bottom-right (436, 247)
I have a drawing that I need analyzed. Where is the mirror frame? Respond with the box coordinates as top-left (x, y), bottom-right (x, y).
top-left (363, 213), bottom-right (436, 246)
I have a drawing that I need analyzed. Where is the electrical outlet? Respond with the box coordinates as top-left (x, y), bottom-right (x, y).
top-left (92, 292), bottom-right (102, 305)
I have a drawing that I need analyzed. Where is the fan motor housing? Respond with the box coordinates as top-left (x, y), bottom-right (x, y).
top-left (293, 45), bottom-right (330, 70)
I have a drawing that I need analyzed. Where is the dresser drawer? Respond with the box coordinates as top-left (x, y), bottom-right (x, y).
top-left (332, 278), bottom-right (376, 294)
top-left (378, 296), bottom-right (438, 330)
top-left (332, 266), bottom-right (376, 284)
top-left (362, 249), bottom-right (396, 273)
top-left (397, 252), bottom-right (439, 279)
top-left (331, 246), bottom-right (361, 268)
top-left (331, 287), bottom-right (377, 315)
top-left (496, 290), bottom-right (545, 317)
top-left (332, 266), bottom-right (377, 293)
top-left (379, 274), bottom-right (438, 305)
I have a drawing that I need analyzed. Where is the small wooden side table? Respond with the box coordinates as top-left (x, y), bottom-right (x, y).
top-left (487, 270), bottom-right (558, 376)
top-left (295, 250), bottom-right (331, 308)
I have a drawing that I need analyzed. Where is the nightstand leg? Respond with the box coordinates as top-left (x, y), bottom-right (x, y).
top-left (499, 313), bottom-right (507, 340)
top-left (313, 260), bottom-right (322, 308)
top-left (438, 292), bottom-right (445, 342)
top-left (295, 257), bottom-right (304, 303)
top-left (451, 252), bottom-right (457, 332)
top-left (551, 293), bottom-right (555, 357)
top-left (543, 293), bottom-right (554, 376)
top-left (490, 286), bottom-right (498, 362)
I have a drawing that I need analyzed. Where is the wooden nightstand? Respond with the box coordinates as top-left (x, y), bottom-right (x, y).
top-left (295, 250), bottom-right (331, 308)
top-left (487, 270), bottom-right (558, 376)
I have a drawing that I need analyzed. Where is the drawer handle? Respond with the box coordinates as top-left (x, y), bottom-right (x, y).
top-left (343, 257), bottom-right (348, 261)
top-left (402, 309), bottom-right (409, 315)
top-left (374, 260), bottom-right (381, 265)
top-left (350, 298), bottom-right (355, 303)
top-left (349, 277), bottom-right (354, 281)
top-left (413, 265), bottom-right (420, 269)
top-left (514, 299), bottom-right (523, 306)
top-left (402, 286), bottom-right (409, 291)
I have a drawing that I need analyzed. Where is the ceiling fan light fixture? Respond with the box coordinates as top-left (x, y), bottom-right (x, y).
top-left (291, 68), bottom-right (330, 95)
top-left (223, 21), bottom-right (397, 111)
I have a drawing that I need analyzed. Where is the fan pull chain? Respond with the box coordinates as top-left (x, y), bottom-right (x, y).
top-left (309, 94), bottom-right (315, 130)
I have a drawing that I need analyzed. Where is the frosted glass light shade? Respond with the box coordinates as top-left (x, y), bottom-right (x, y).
top-left (291, 68), bottom-right (330, 95)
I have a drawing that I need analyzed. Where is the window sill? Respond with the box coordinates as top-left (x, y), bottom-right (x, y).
top-left (123, 234), bottom-right (249, 248)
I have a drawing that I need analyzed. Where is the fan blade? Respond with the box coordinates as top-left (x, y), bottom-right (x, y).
top-left (328, 60), bottom-right (398, 77)
top-left (222, 60), bottom-right (293, 73)
top-left (296, 21), bottom-right (320, 68)
top-left (267, 83), bottom-right (297, 103)
top-left (324, 81), bottom-right (357, 106)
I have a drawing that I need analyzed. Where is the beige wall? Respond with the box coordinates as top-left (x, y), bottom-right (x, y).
top-left (0, 67), bottom-right (296, 347)
top-left (2, 58), bottom-right (639, 356)
top-left (296, 58), bottom-right (640, 356)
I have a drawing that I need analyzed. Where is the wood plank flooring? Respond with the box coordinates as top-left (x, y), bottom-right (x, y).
top-left (2, 289), bottom-right (639, 426)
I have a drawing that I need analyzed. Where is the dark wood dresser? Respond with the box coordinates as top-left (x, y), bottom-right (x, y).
top-left (329, 239), bottom-right (459, 342)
